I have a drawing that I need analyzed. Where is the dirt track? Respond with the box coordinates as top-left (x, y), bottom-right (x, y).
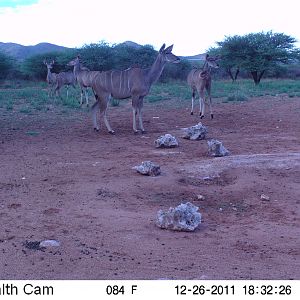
top-left (0, 96), bottom-right (299, 279)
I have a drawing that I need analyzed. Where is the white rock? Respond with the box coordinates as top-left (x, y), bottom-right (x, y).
top-left (154, 134), bottom-right (178, 148)
top-left (39, 240), bottom-right (60, 247)
top-left (182, 123), bottom-right (208, 140)
top-left (156, 202), bottom-right (201, 231)
top-left (197, 194), bottom-right (205, 200)
top-left (133, 161), bottom-right (161, 176)
top-left (207, 139), bottom-right (230, 157)
top-left (260, 194), bottom-right (270, 201)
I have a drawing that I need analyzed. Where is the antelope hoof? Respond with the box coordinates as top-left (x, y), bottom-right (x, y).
top-left (133, 130), bottom-right (139, 135)
top-left (109, 130), bottom-right (115, 135)
top-left (190, 112), bottom-right (194, 115)
top-left (94, 127), bottom-right (99, 132)
top-left (200, 115), bottom-right (204, 119)
top-left (211, 114), bottom-right (214, 119)
top-left (141, 130), bottom-right (147, 134)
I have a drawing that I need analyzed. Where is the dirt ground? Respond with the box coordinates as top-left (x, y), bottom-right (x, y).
top-left (0, 95), bottom-right (299, 280)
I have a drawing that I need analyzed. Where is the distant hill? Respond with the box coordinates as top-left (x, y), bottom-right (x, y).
top-left (120, 41), bottom-right (206, 59)
top-left (183, 53), bottom-right (206, 61)
top-left (0, 40), bottom-right (204, 61)
top-left (0, 42), bottom-right (70, 60)
top-left (120, 41), bottom-right (143, 49)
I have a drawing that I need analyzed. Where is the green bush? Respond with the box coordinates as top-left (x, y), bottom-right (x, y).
top-left (0, 51), bottom-right (14, 81)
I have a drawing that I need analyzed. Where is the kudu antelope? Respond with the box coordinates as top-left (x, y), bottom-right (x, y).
top-left (91, 44), bottom-right (180, 134)
top-left (54, 71), bottom-right (76, 99)
top-left (43, 60), bottom-right (57, 97)
top-left (67, 56), bottom-right (98, 106)
top-left (187, 54), bottom-right (219, 119)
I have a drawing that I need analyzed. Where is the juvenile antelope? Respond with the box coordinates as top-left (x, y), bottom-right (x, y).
top-left (187, 54), bottom-right (219, 119)
top-left (68, 56), bottom-right (99, 106)
top-left (43, 60), bottom-right (57, 97)
top-left (54, 71), bottom-right (77, 99)
top-left (91, 44), bottom-right (180, 134)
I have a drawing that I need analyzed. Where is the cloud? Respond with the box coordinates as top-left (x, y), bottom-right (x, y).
top-left (0, 0), bottom-right (39, 8)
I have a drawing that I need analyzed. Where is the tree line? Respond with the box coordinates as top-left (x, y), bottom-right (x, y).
top-left (0, 32), bottom-right (300, 85)
top-left (0, 42), bottom-right (191, 82)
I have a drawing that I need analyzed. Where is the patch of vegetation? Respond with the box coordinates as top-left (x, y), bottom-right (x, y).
top-left (110, 98), bottom-right (120, 107)
top-left (0, 79), bottom-right (299, 115)
top-left (61, 96), bottom-right (81, 109)
top-left (6, 100), bottom-right (13, 110)
top-left (147, 79), bottom-right (300, 103)
top-left (226, 91), bottom-right (248, 102)
top-left (19, 107), bottom-right (32, 114)
top-left (26, 131), bottom-right (40, 136)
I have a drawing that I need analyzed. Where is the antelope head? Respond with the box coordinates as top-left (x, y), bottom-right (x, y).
top-left (43, 59), bottom-right (55, 69)
top-left (67, 55), bottom-right (80, 67)
top-left (158, 44), bottom-right (180, 64)
top-left (206, 54), bottom-right (220, 69)
top-left (67, 56), bottom-right (90, 71)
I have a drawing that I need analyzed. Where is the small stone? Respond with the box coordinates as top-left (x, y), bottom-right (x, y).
top-left (260, 194), bottom-right (270, 201)
top-left (133, 161), bottom-right (161, 176)
top-left (197, 194), bottom-right (205, 200)
top-left (154, 134), bottom-right (178, 148)
top-left (39, 240), bottom-right (60, 247)
top-left (199, 275), bottom-right (210, 280)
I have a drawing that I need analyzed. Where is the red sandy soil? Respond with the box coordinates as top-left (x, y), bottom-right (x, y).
top-left (0, 95), bottom-right (299, 279)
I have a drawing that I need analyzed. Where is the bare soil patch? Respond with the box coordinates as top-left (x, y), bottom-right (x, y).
top-left (0, 96), bottom-right (299, 279)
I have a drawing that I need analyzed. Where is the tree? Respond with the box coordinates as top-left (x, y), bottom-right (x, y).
top-left (209, 36), bottom-right (243, 82)
top-left (78, 41), bottom-right (114, 71)
top-left (0, 51), bottom-right (14, 81)
top-left (216, 31), bottom-right (300, 84)
top-left (160, 59), bottom-right (192, 82)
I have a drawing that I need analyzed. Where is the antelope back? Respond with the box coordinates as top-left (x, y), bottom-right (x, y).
top-left (57, 72), bottom-right (76, 85)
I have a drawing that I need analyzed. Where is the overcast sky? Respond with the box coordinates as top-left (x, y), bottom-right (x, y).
top-left (0, 0), bottom-right (299, 56)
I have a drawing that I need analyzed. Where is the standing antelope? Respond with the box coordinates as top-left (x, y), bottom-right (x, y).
top-left (43, 60), bottom-right (57, 97)
top-left (91, 44), bottom-right (180, 134)
top-left (67, 56), bottom-right (99, 107)
top-left (54, 71), bottom-right (77, 99)
top-left (187, 54), bottom-right (219, 119)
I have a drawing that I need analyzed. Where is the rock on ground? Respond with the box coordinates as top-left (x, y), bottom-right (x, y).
top-left (39, 240), bottom-right (60, 247)
top-left (156, 202), bottom-right (202, 231)
top-left (207, 139), bottom-right (230, 157)
top-left (133, 161), bottom-right (161, 176)
top-left (154, 134), bottom-right (178, 148)
top-left (182, 122), bottom-right (208, 140)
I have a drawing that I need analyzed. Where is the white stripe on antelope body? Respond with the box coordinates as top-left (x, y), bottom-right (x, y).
top-left (187, 54), bottom-right (220, 119)
top-left (91, 44), bottom-right (180, 135)
top-left (68, 56), bottom-right (99, 107)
